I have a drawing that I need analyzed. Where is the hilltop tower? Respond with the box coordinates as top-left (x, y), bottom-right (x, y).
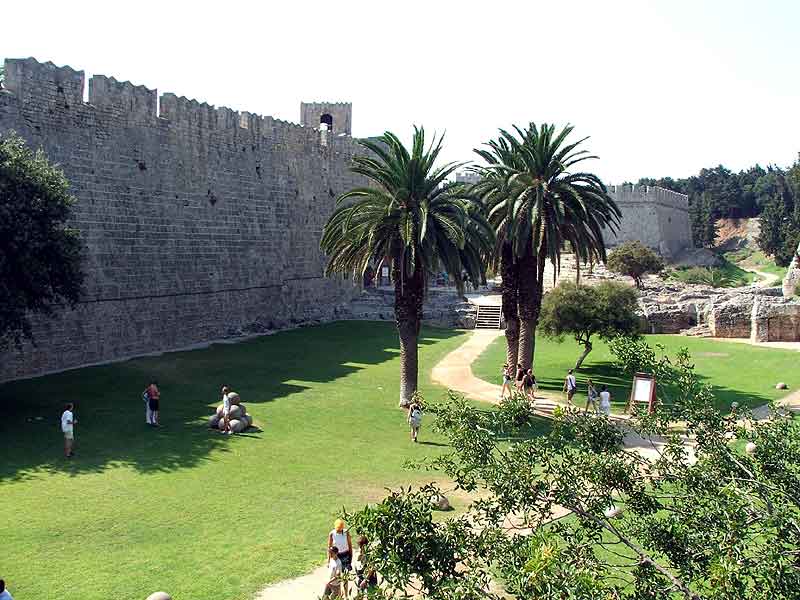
top-left (300, 102), bottom-right (352, 135)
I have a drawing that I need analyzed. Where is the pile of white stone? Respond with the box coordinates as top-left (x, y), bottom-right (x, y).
top-left (207, 392), bottom-right (253, 433)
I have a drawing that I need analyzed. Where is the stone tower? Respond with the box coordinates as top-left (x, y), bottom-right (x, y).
top-left (300, 102), bottom-right (352, 136)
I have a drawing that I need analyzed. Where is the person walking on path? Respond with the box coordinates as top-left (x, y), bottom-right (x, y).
top-left (599, 385), bottom-right (612, 416)
top-left (323, 545), bottom-right (343, 598)
top-left (61, 403), bottom-right (76, 458)
top-left (327, 519), bottom-right (353, 598)
top-left (220, 385), bottom-right (234, 435)
top-left (0, 579), bottom-right (14, 600)
top-left (563, 369), bottom-right (577, 405)
top-left (523, 369), bottom-right (537, 403)
top-left (500, 363), bottom-right (513, 399)
top-left (514, 363), bottom-right (525, 393)
top-left (585, 379), bottom-right (599, 414)
top-left (146, 380), bottom-right (161, 427)
top-left (407, 400), bottom-right (423, 443)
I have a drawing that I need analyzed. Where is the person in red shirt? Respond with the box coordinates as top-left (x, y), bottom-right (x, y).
top-left (146, 380), bottom-right (161, 427)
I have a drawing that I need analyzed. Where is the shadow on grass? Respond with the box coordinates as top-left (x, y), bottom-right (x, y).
top-left (534, 360), bottom-right (773, 413)
top-left (0, 321), bottom-right (461, 482)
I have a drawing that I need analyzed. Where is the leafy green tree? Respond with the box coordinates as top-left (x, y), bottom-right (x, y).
top-left (0, 133), bottom-right (84, 346)
top-left (320, 128), bottom-right (493, 406)
top-left (347, 348), bottom-right (800, 600)
top-left (474, 124), bottom-right (621, 369)
top-left (607, 240), bottom-right (665, 288)
top-left (538, 281), bottom-right (640, 369)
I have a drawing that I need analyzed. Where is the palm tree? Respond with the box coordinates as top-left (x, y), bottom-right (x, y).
top-left (321, 127), bottom-right (494, 406)
top-left (471, 137), bottom-right (524, 368)
top-left (476, 123), bottom-right (621, 369)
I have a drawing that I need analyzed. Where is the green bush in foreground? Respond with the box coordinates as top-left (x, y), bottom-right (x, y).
top-left (349, 346), bottom-right (800, 599)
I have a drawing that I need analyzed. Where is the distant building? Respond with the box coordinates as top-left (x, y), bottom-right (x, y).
top-left (454, 170), bottom-right (481, 185)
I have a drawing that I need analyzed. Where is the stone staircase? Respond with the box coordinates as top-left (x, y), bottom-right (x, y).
top-left (475, 304), bottom-right (502, 329)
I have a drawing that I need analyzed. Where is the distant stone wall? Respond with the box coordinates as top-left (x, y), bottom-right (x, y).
top-left (0, 58), bottom-right (363, 381)
top-left (605, 185), bottom-right (692, 258)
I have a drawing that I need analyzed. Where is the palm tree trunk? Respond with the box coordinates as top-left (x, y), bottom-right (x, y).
top-left (574, 340), bottom-right (592, 369)
top-left (393, 253), bottom-right (424, 407)
top-left (576, 257), bottom-right (581, 286)
top-left (517, 251), bottom-right (547, 369)
top-left (500, 243), bottom-right (520, 368)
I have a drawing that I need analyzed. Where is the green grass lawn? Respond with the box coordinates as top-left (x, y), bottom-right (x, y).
top-left (0, 322), bottom-right (484, 600)
top-left (473, 334), bottom-right (798, 413)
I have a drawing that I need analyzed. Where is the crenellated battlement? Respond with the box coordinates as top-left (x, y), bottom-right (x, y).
top-left (4, 57), bottom-right (85, 107)
top-left (608, 184), bottom-right (689, 212)
top-left (89, 75), bottom-right (156, 122)
top-left (2, 57), bottom-right (358, 144)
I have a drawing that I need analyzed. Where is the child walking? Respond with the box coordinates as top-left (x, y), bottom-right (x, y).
top-left (407, 400), bottom-right (423, 443)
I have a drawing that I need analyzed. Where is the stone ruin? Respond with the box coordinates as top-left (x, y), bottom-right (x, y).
top-left (207, 393), bottom-right (254, 434)
top-left (638, 271), bottom-right (800, 343)
top-left (783, 240), bottom-right (800, 298)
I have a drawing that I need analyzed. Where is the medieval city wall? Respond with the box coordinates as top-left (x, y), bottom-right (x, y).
top-left (605, 184), bottom-right (692, 258)
top-left (0, 58), bottom-right (363, 381)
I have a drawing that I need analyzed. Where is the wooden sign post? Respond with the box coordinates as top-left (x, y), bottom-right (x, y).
top-left (627, 372), bottom-right (657, 415)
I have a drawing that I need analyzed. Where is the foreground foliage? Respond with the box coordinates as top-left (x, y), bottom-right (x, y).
top-left (349, 347), bottom-right (800, 599)
top-left (0, 133), bottom-right (84, 345)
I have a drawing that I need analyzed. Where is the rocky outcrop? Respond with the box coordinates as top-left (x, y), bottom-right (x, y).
top-left (782, 241), bottom-right (800, 298)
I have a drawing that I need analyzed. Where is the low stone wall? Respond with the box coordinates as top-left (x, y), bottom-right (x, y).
top-left (752, 298), bottom-right (800, 342)
top-left (345, 288), bottom-right (477, 329)
top-left (708, 296), bottom-right (756, 338)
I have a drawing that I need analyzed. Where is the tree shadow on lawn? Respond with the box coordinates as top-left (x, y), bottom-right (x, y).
top-left (534, 361), bottom-right (773, 413)
top-left (0, 322), bottom-right (461, 482)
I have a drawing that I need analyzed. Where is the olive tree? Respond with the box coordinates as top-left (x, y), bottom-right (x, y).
top-left (538, 281), bottom-right (641, 369)
top-left (607, 240), bottom-right (665, 288)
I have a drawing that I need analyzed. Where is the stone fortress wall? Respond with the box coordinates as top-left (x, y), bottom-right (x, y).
top-left (0, 58), bottom-right (364, 382)
top-left (605, 184), bottom-right (693, 258)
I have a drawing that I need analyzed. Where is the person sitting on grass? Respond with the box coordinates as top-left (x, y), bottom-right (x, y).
top-left (0, 578), bottom-right (15, 600)
top-left (220, 385), bottom-right (233, 435)
top-left (585, 378), bottom-right (599, 414)
top-left (355, 535), bottom-right (378, 595)
top-left (61, 403), bottom-right (76, 458)
top-left (323, 545), bottom-right (343, 598)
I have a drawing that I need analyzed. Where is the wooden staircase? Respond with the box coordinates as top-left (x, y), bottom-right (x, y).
top-left (475, 304), bottom-right (502, 329)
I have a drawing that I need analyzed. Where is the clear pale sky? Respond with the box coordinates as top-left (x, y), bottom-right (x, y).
top-left (2, 0), bottom-right (798, 183)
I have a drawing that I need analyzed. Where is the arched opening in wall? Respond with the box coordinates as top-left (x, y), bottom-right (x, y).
top-left (320, 113), bottom-right (334, 133)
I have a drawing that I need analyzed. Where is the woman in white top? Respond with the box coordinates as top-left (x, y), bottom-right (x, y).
top-left (323, 545), bottom-right (343, 598)
top-left (599, 385), bottom-right (612, 416)
top-left (327, 519), bottom-right (353, 596)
